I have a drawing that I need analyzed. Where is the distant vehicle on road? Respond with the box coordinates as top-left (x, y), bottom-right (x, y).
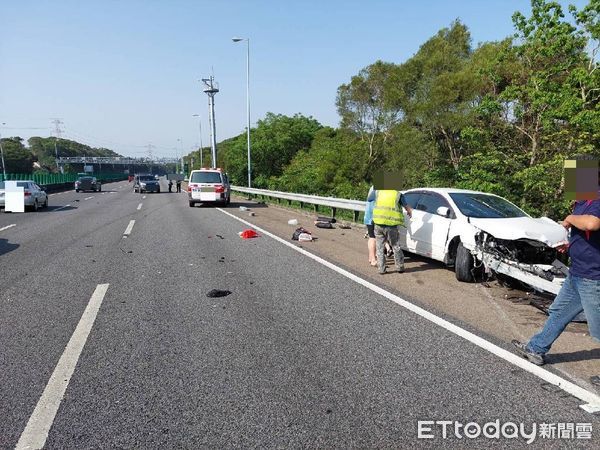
top-left (0, 180), bottom-right (48, 212)
top-left (75, 176), bottom-right (101, 193)
top-left (134, 174), bottom-right (160, 193)
top-left (187, 168), bottom-right (230, 207)
top-left (398, 188), bottom-right (567, 291)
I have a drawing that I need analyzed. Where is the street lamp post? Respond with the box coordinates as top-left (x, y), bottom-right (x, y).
top-left (232, 37), bottom-right (251, 188)
top-left (0, 123), bottom-right (6, 178)
top-left (192, 114), bottom-right (204, 168)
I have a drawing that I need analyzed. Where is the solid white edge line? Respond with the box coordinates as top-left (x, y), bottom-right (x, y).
top-left (216, 207), bottom-right (600, 413)
top-left (0, 223), bottom-right (16, 232)
top-left (137, 203), bottom-right (142, 210)
top-left (123, 219), bottom-right (135, 236)
top-left (16, 283), bottom-right (110, 450)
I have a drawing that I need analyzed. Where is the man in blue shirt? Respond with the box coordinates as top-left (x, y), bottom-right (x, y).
top-left (513, 159), bottom-right (600, 365)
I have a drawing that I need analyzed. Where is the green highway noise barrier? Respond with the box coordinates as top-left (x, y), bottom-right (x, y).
top-left (0, 172), bottom-right (128, 185)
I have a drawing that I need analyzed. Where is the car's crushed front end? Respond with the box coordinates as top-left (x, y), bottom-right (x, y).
top-left (468, 217), bottom-right (569, 295)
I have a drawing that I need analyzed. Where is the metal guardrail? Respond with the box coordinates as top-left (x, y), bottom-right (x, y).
top-left (231, 186), bottom-right (365, 221)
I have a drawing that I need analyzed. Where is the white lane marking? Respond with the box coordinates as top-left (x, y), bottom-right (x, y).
top-left (53, 204), bottom-right (71, 212)
top-left (217, 208), bottom-right (600, 413)
top-left (0, 223), bottom-right (16, 232)
top-left (123, 220), bottom-right (135, 236)
top-left (137, 203), bottom-right (142, 210)
top-left (142, 195), bottom-right (146, 199)
top-left (16, 284), bottom-right (110, 450)
top-left (83, 196), bottom-right (94, 201)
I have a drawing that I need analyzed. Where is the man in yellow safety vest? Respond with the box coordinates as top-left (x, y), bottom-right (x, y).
top-left (367, 188), bottom-right (413, 274)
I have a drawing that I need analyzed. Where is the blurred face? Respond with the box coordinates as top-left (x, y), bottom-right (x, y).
top-left (564, 159), bottom-right (599, 201)
top-left (373, 170), bottom-right (404, 190)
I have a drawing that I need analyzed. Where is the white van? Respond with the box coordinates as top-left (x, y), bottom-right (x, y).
top-left (187, 168), bottom-right (231, 207)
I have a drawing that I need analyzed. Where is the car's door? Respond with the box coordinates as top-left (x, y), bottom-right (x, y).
top-left (33, 183), bottom-right (44, 203)
top-left (410, 192), bottom-right (454, 261)
top-left (399, 191), bottom-right (422, 253)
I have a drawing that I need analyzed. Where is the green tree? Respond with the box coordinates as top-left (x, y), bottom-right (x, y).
top-left (1, 137), bottom-right (35, 173)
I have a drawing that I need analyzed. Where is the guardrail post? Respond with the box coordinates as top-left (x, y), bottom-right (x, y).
top-left (353, 210), bottom-right (359, 222)
top-left (332, 207), bottom-right (336, 218)
top-left (313, 204), bottom-right (318, 213)
top-left (300, 201), bottom-right (304, 209)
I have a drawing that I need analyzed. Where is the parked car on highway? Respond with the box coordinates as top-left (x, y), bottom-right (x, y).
top-left (187, 168), bottom-right (230, 207)
top-left (397, 188), bottom-right (568, 289)
top-left (0, 180), bottom-right (48, 212)
top-left (134, 174), bottom-right (160, 193)
top-left (75, 176), bottom-right (101, 192)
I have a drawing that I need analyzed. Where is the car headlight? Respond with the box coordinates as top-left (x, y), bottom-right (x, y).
top-left (140, 183), bottom-right (146, 187)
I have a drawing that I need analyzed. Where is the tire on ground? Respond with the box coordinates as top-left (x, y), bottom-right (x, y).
top-left (455, 242), bottom-right (475, 282)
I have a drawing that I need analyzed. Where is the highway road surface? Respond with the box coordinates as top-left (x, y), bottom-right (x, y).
top-left (1, 179), bottom-right (598, 448)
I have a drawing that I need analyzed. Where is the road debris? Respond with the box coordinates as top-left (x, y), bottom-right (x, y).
top-left (206, 289), bottom-right (232, 298)
top-left (216, 234), bottom-right (224, 239)
top-left (292, 227), bottom-right (311, 241)
top-left (239, 206), bottom-right (249, 211)
top-left (238, 229), bottom-right (259, 239)
top-left (248, 212), bottom-right (255, 217)
top-left (288, 219), bottom-right (298, 226)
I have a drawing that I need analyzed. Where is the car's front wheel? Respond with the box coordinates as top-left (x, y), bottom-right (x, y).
top-left (455, 242), bottom-right (475, 282)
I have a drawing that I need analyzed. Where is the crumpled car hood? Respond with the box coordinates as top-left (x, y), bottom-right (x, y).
top-left (469, 216), bottom-right (568, 247)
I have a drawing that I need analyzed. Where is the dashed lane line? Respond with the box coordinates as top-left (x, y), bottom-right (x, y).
top-left (16, 284), bottom-right (110, 450)
top-left (83, 196), bottom-right (94, 201)
top-left (53, 204), bottom-right (71, 212)
top-left (217, 207), bottom-right (600, 414)
top-left (123, 220), bottom-right (135, 237)
top-left (0, 224), bottom-right (16, 232)
top-left (137, 203), bottom-right (142, 210)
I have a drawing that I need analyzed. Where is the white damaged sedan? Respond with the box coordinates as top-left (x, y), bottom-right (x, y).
top-left (398, 188), bottom-right (569, 294)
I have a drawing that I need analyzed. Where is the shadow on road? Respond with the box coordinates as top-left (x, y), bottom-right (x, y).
top-left (0, 238), bottom-right (19, 256)
top-left (46, 205), bottom-right (78, 212)
top-left (546, 348), bottom-right (600, 364)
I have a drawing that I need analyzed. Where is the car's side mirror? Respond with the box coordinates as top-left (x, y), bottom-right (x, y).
top-left (436, 206), bottom-right (450, 217)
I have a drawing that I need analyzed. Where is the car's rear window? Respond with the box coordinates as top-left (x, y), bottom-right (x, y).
top-left (190, 172), bottom-right (222, 183)
top-left (0, 181), bottom-right (29, 189)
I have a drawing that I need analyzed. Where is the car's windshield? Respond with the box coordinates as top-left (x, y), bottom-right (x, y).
top-left (138, 176), bottom-right (155, 181)
top-left (78, 177), bottom-right (93, 181)
top-left (190, 172), bottom-right (222, 183)
top-left (449, 193), bottom-right (528, 219)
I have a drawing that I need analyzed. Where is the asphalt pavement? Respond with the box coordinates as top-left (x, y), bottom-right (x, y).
top-left (0, 180), bottom-right (598, 448)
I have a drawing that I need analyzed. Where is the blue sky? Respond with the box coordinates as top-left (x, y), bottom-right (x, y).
top-left (0, 0), bottom-right (588, 158)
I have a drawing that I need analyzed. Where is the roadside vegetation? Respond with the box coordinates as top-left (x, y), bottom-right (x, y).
top-left (189, 0), bottom-right (600, 220)
top-left (0, 137), bottom-right (120, 175)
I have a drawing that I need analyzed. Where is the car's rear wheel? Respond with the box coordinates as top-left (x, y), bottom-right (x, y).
top-left (31, 200), bottom-right (39, 212)
top-left (43, 197), bottom-right (48, 208)
top-left (455, 242), bottom-right (475, 282)
top-left (189, 201), bottom-right (195, 207)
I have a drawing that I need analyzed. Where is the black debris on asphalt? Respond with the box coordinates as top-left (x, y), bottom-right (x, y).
top-left (216, 234), bottom-right (224, 239)
top-left (206, 289), bottom-right (232, 298)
